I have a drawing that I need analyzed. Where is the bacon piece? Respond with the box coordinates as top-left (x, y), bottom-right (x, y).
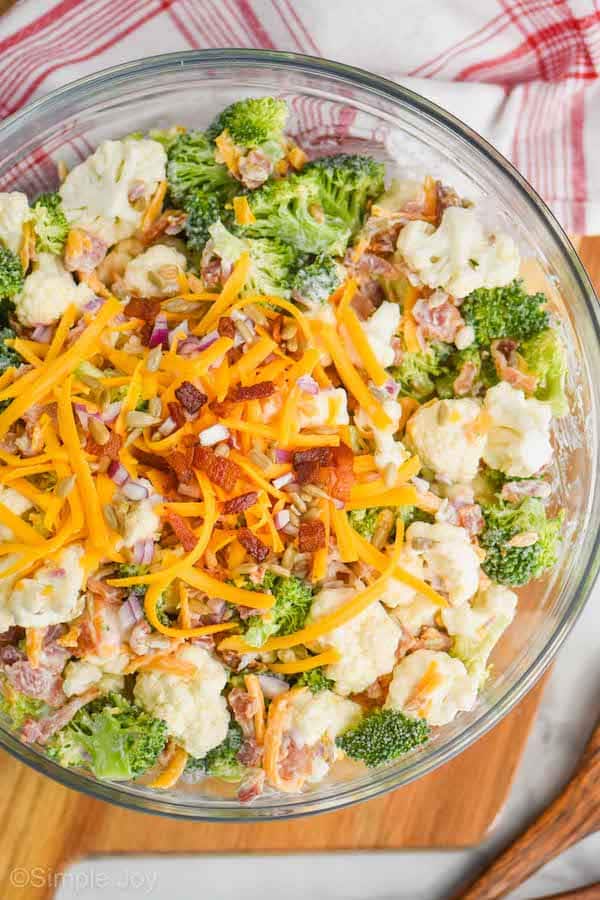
top-left (222, 491), bottom-right (259, 515)
top-left (317, 442), bottom-right (355, 502)
top-left (238, 527), bottom-right (270, 563)
top-left (175, 381), bottom-right (208, 415)
top-left (491, 339), bottom-right (538, 393)
top-left (295, 460), bottom-right (321, 485)
top-left (229, 687), bottom-right (258, 738)
top-left (279, 734), bottom-right (313, 781)
top-left (131, 446), bottom-right (171, 471)
top-left (292, 447), bottom-right (333, 467)
top-left (64, 229), bottom-right (107, 273)
top-left (237, 737), bottom-right (263, 768)
top-left (217, 316), bottom-right (236, 338)
top-left (0, 626), bottom-right (23, 646)
top-left (86, 429), bottom-right (122, 461)
top-left (453, 360), bottom-right (479, 396)
top-left (237, 149), bottom-right (273, 190)
top-left (194, 446), bottom-right (241, 492)
top-left (413, 297), bottom-right (464, 343)
top-left (167, 401), bottom-right (186, 430)
top-left (456, 503), bottom-right (484, 536)
top-left (143, 209), bottom-right (188, 244)
top-left (164, 510), bottom-right (197, 552)
top-left (238, 769), bottom-right (266, 803)
top-left (501, 479), bottom-right (551, 503)
top-left (228, 381), bottom-right (276, 402)
top-left (168, 449), bottom-right (194, 484)
top-left (0, 644), bottom-right (24, 666)
top-left (21, 687), bottom-right (101, 745)
top-left (123, 298), bottom-right (162, 322)
top-left (4, 660), bottom-right (65, 706)
top-left (298, 519), bottom-right (326, 553)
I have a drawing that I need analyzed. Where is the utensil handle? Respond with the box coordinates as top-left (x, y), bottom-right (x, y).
top-left (451, 721), bottom-right (600, 900)
top-left (531, 885), bottom-right (600, 900)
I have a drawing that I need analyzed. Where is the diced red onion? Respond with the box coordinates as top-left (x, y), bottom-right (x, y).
top-left (273, 472), bottom-right (294, 490)
top-left (177, 336), bottom-right (205, 357)
top-left (297, 375), bottom-right (319, 396)
top-left (118, 595), bottom-right (142, 629)
top-left (257, 674), bottom-right (289, 699)
top-left (73, 403), bottom-right (89, 430)
top-left (101, 401), bottom-right (122, 423)
top-left (84, 296), bottom-right (103, 313)
top-left (142, 539), bottom-right (155, 565)
top-left (273, 508), bottom-right (291, 530)
top-left (383, 378), bottom-right (400, 399)
top-left (332, 497), bottom-right (345, 509)
top-left (122, 479), bottom-right (150, 501)
top-left (108, 460), bottom-right (129, 486)
top-left (197, 330), bottom-right (220, 352)
top-left (149, 314), bottom-right (169, 348)
top-left (157, 416), bottom-right (176, 437)
top-left (132, 540), bottom-right (146, 565)
top-left (199, 424), bottom-right (229, 446)
top-left (274, 448), bottom-right (292, 463)
top-left (31, 324), bottom-right (53, 343)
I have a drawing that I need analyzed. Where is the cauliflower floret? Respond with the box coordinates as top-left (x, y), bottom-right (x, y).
top-left (378, 546), bottom-right (426, 610)
top-left (63, 652), bottom-right (129, 697)
top-left (13, 253), bottom-right (94, 326)
top-left (134, 645), bottom-right (229, 758)
top-left (122, 244), bottom-right (187, 298)
top-left (0, 554), bottom-right (19, 632)
top-left (356, 398), bottom-right (410, 477)
top-left (59, 139), bottom-right (167, 246)
top-left (483, 381), bottom-right (553, 478)
top-left (0, 192), bottom-right (31, 255)
top-left (406, 521), bottom-right (480, 606)
top-left (297, 387), bottom-right (349, 429)
top-left (442, 582), bottom-right (517, 640)
top-left (0, 485), bottom-right (32, 541)
top-left (120, 499), bottom-right (159, 549)
top-left (2, 545), bottom-right (85, 628)
top-left (397, 207), bottom-right (520, 299)
top-left (390, 595), bottom-right (440, 635)
top-left (385, 648), bottom-right (477, 726)
top-left (347, 301), bottom-right (400, 369)
top-left (309, 588), bottom-right (401, 695)
top-left (288, 688), bottom-right (361, 747)
top-left (406, 397), bottom-right (485, 483)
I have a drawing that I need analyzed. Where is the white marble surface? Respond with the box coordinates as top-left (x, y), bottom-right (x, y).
top-left (56, 588), bottom-right (600, 900)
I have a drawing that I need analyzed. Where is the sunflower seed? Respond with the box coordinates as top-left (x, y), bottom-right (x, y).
top-left (244, 304), bottom-right (269, 326)
top-left (508, 531), bottom-right (539, 548)
top-left (125, 427), bottom-right (143, 447)
top-left (289, 509), bottom-right (301, 528)
top-left (289, 492), bottom-right (307, 513)
top-left (281, 321), bottom-right (298, 341)
top-left (55, 475), bottom-right (76, 498)
top-left (89, 418), bottom-right (110, 446)
top-left (281, 545), bottom-right (296, 570)
top-left (372, 509), bottom-right (395, 550)
top-left (146, 347), bottom-right (163, 372)
top-left (103, 504), bottom-right (119, 531)
top-left (302, 484), bottom-right (329, 500)
top-left (384, 462), bottom-right (397, 488)
top-left (235, 320), bottom-right (255, 344)
top-left (214, 443), bottom-right (230, 458)
top-left (148, 397), bottom-right (162, 418)
top-left (249, 448), bottom-right (271, 470)
top-left (126, 410), bottom-right (161, 429)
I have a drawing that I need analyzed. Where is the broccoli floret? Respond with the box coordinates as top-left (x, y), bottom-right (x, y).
top-left (186, 721), bottom-right (245, 782)
top-left (166, 130), bottom-right (237, 205)
top-left (147, 127), bottom-right (185, 152)
top-left (519, 328), bottom-right (568, 416)
top-left (47, 692), bottom-right (167, 781)
top-left (390, 342), bottom-right (452, 402)
top-left (209, 220), bottom-right (298, 298)
top-left (295, 667), bottom-right (334, 693)
top-left (0, 326), bottom-right (23, 374)
top-left (207, 97), bottom-right (288, 157)
top-left (434, 346), bottom-right (498, 399)
top-left (461, 279), bottom-right (550, 347)
top-left (115, 563), bottom-right (149, 601)
top-left (31, 192), bottom-right (69, 254)
top-left (0, 245), bottom-right (24, 300)
top-left (336, 708), bottom-right (429, 767)
top-left (304, 154), bottom-right (385, 237)
top-left (236, 170), bottom-right (352, 256)
top-left (347, 507), bottom-right (382, 541)
top-left (0, 681), bottom-right (48, 728)
top-left (183, 192), bottom-right (222, 251)
top-left (480, 497), bottom-right (563, 587)
top-left (243, 573), bottom-right (313, 648)
top-left (291, 255), bottom-right (344, 304)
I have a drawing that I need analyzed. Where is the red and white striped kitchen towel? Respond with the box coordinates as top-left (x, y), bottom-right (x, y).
top-left (0, 0), bottom-right (599, 233)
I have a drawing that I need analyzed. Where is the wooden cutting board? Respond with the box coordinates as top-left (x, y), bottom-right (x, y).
top-left (0, 236), bottom-right (596, 899)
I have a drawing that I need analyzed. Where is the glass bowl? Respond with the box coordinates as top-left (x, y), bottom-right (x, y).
top-left (0, 49), bottom-right (599, 821)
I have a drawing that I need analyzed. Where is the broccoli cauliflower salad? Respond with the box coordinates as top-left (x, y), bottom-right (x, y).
top-left (0, 97), bottom-right (567, 802)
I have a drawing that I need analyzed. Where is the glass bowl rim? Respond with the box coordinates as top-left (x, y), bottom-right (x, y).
top-left (0, 47), bottom-right (599, 821)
